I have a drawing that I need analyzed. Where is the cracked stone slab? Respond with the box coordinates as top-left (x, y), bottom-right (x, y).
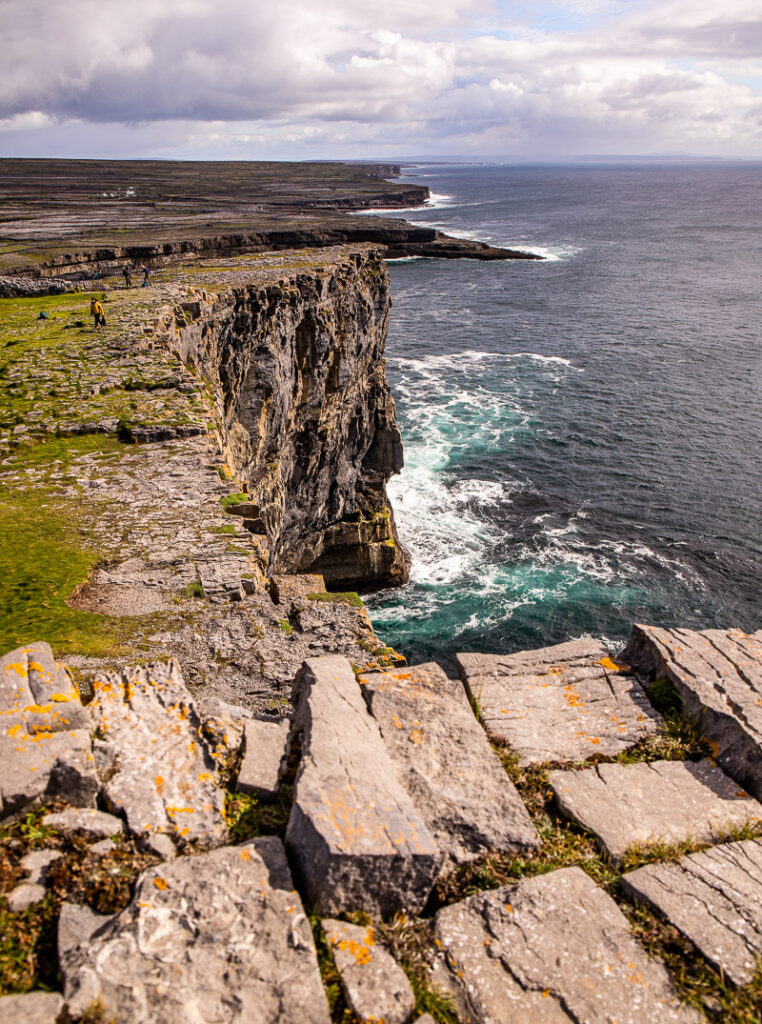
top-left (361, 663), bottom-right (539, 867)
top-left (622, 839), bottom-right (762, 986)
top-left (322, 919), bottom-right (414, 1024)
top-left (622, 625), bottom-right (762, 799)
top-left (58, 901), bottom-right (115, 977)
top-left (0, 991), bottom-right (65, 1023)
top-left (0, 642), bottom-right (98, 819)
top-left (236, 718), bottom-right (290, 800)
top-left (435, 866), bottom-right (701, 1024)
top-left (62, 837), bottom-right (331, 1024)
top-left (286, 656), bottom-right (441, 916)
top-left (550, 759), bottom-right (762, 863)
top-left (457, 638), bottom-right (661, 766)
top-left (89, 659), bottom-right (227, 850)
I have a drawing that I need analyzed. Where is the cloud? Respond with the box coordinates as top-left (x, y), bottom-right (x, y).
top-left (0, 0), bottom-right (761, 156)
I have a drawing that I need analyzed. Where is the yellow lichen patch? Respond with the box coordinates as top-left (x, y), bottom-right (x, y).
top-left (408, 728), bottom-right (424, 744)
top-left (166, 806), bottom-right (195, 816)
top-left (24, 703), bottom-right (52, 714)
top-left (336, 937), bottom-right (373, 966)
top-left (153, 877), bottom-right (168, 891)
top-left (240, 849), bottom-right (251, 861)
top-left (197, 772), bottom-right (213, 782)
top-left (7, 723), bottom-right (23, 737)
top-left (563, 686), bottom-right (585, 709)
top-left (599, 656), bottom-right (629, 673)
top-left (5, 661), bottom-right (28, 677)
top-left (155, 775), bottom-right (165, 791)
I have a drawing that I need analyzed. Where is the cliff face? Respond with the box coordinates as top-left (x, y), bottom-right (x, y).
top-left (170, 247), bottom-right (408, 589)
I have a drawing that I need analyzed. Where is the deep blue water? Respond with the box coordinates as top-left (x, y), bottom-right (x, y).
top-left (365, 163), bottom-right (762, 667)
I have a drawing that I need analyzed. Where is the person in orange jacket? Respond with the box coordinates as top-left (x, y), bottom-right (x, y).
top-left (90, 296), bottom-right (106, 330)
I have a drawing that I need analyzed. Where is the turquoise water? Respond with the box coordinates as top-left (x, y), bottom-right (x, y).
top-left (366, 164), bottom-right (762, 667)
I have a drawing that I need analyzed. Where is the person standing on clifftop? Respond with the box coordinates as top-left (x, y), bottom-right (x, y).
top-left (142, 266), bottom-right (151, 287)
top-left (90, 296), bottom-right (106, 330)
top-left (123, 266), bottom-right (132, 287)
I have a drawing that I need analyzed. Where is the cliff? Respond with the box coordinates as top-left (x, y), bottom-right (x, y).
top-left (168, 248), bottom-right (408, 588)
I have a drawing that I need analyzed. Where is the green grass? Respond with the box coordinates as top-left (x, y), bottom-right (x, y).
top-left (279, 618), bottom-right (293, 636)
top-left (224, 788), bottom-right (293, 843)
top-left (208, 524), bottom-right (237, 535)
top-left (220, 492), bottom-right (248, 510)
top-left (375, 915), bottom-right (459, 1024)
top-left (306, 591), bottom-right (364, 609)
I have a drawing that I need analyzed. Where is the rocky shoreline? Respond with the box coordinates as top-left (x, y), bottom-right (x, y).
top-left (1, 161), bottom-right (760, 1023)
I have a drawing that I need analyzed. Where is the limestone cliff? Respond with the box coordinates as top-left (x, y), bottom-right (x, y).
top-left (169, 247), bottom-right (408, 589)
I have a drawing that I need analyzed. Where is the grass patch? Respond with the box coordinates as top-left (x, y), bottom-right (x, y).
top-left (306, 591), bottom-right (364, 609)
top-left (224, 787), bottom-right (293, 843)
top-left (180, 579), bottom-right (204, 599)
top-left (279, 618), bottom-right (293, 636)
top-left (219, 492), bottom-right (248, 511)
top-left (208, 524), bottom-right (237, 535)
top-left (375, 914), bottom-right (459, 1024)
top-left (309, 915), bottom-right (359, 1023)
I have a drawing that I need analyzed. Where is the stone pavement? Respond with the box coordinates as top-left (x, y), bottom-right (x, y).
top-left (457, 638), bottom-right (661, 765)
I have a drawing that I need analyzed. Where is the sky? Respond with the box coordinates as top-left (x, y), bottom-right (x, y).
top-left (1, 0), bottom-right (761, 160)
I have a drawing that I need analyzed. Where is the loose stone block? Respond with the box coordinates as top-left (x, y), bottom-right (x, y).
top-left (435, 866), bottom-right (701, 1024)
top-left (322, 918), bottom-right (415, 1024)
top-left (457, 638), bottom-right (660, 766)
top-left (623, 625), bottom-right (762, 799)
top-left (550, 759), bottom-right (762, 863)
top-left (286, 656), bottom-right (441, 916)
top-left (236, 718), bottom-right (290, 800)
top-left (0, 991), bottom-right (65, 1023)
top-left (361, 663), bottom-right (538, 866)
top-left (63, 838), bottom-right (331, 1024)
top-left (89, 660), bottom-right (227, 850)
top-left (6, 882), bottom-right (46, 912)
top-left (622, 839), bottom-right (762, 986)
top-left (0, 642), bottom-right (97, 819)
top-left (43, 807), bottom-right (123, 839)
top-left (20, 848), bottom-right (63, 884)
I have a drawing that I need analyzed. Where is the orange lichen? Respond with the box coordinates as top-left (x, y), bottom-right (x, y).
top-left (153, 877), bottom-right (168, 891)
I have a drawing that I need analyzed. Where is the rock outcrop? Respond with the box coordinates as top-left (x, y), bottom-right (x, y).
top-left (0, 643), bottom-right (97, 819)
top-left (62, 838), bottom-right (331, 1024)
top-left (623, 625), bottom-right (762, 798)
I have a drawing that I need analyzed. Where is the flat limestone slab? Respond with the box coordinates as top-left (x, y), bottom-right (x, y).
top-left (435, 866), bottom-right (700, 1024)
top-left (622, 839), bottom-right (762, 986)
top-left (0, 991), bottom-right (65, 1024)
top-left (623, 625), bottom-right (762, 798)
top-left (361, 663), bottom-right (538, 866)
top-left (457, 638), bottom-right (661, 766)
top-left (63, 837), bottom-right (331, 1024)
top-left (89, 660), bottom-right (227, 850)
top-left (550, 759), bottom-right (762, 863)
top-left (0, 642), bottom-right (97, 818)
top-left (322, 919), bottom-right (414, 1024)
top-left (286, 656), bottom-right (440, 916)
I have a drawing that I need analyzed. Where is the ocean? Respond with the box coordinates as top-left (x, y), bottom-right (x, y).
top-left (365, 162), bottom-right (762, 668)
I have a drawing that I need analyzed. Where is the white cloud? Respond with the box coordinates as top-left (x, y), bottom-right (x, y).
top-left (0, 0), bottom-right (760, 156)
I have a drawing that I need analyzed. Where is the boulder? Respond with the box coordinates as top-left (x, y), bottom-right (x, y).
top-left (20, 848), bottom-right (63, 884)
top-left (236, 718), bottom-right (290, 800)
top-left (6, 883), bottom-right (47, 912)
top-left (622, 625), bottom-right (762, 798)
top-left (62, 837), bottom-right (331, 1024)
top-left (269, 573), bottom-right (327, 605)
top-left (435, 866), bottom-right (701, 1023)
top-left (457, 638), bottom-right (660, 765)
top-left (622, 839), bottom-right (762, 986)
top-left (361, 663), bottom-right (538, 866)
top-left (549, 759), bottom-right (762, 863)
top-left (42, 808), bottom-right (123, 839)
top-left (88, 660), bottom-right (226, 850)
top-left (0, 991), bottom-right (65, 1023)
top-left (322, 918), bottom-right (415, 1024)
top-left (0, 642), bottom-right (97, 819)
top-left (286, 656), bottom-right (440, 915)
